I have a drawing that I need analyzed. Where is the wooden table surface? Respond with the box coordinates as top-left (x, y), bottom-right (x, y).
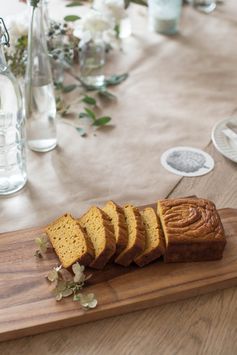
top-left (1, 1), bottom-right (237, 353)
top-left (0, 144), bottom-right (236, 355)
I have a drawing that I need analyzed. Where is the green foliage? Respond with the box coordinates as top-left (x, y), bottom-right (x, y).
top-left (64, 15), bottom-right (81, 22)
top-left (82, 95), bottom-right (96, 106)
top-left (46, 262), bottom-right (97, 310)
top-left (79, 107), bottom-right (112, 129)
top-left (93, 116), bottom-right (111, 127)
top-left (105, 73), bottom-right (129, 86)
top-left (30, 0), bottom-right (40, 8)
top-left (62, 84), bottom-right (78, 93)
top-left (35, 234), bottom-right (51, 258)
top-left (5, 35), bottom-right (28, 78)
top-left (66, 1), bottom-right (83, 6)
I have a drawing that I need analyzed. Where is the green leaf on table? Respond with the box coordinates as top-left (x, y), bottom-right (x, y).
top-left (84, 108), bottom-right (96, 121)
top-left (66, 1), bottom-right (83, 7)
top-left (62, 84), bottom-right (77, 93)
top-left (98, 89), bottom-right (117, 100)
top-left (130, 0), bottom-right (148, 7)
top-left (79, 112), bottom-right (89, 119)
top-left (105, 73), bottom-right (129, 86)
top-left (76, 127), bottom-right (87, 137)
top-left (64, 15), bottom-right (81, 22)
top-left (93, 116), bottom-right (111, 127)
top-left (82, 95), bottom-right (97, 106)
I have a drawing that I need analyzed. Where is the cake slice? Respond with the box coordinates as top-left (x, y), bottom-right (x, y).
top-left (115, 204), bottom-right (145, 267)
top-left (46, 213), bottom-right (94, 268)
top-left (134, 207), bottom-right (165, 267)
top-left (157, 198), bottom-right (226, 263)
top-left (79, 206), bottom-right (116, 269)
top-left (103, 200), bottom-right (128, 256)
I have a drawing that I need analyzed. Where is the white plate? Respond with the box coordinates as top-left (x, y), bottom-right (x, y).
top-left (212, 118), bottom-right (237, 163)
top-left (161, 146), bottom-right (215, 177)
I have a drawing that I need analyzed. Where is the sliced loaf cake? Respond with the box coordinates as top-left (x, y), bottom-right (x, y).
top-left (46, 213), bottom-right (95, 268)
top-left (134, 207), bottom-right (165, 267)
top-left (79, 206), bottom-right (116, 269)
top-left (103, 200), bottom-right (128, 256)
top-left (115, 204), bottom-right (145, 267)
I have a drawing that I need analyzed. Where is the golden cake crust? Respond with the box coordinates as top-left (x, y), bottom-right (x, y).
top-left (157, 198), bottom-right (226, 262)
top-left (115, 205), bottom-right (145, 267)
top-left (103, 200), bottom-right (128, 256)
top-left (79, 206), bottom-right (116, 269)
top-left (134, 207), bottom-right (165, 267)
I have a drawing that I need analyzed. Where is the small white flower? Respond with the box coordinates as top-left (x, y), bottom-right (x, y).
top-left (93, 0), bottom-right (127, 24)
top-left (73, 9), bottom-right (115, 46)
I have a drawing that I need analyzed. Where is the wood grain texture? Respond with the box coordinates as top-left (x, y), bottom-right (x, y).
top-left (0, 204), bottom-right (237, 343)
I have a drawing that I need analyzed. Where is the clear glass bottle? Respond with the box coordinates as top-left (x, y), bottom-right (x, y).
top-left (25, 0), bottom-right (57, 152)
top-left (0, 18), bottom-right (27, 195)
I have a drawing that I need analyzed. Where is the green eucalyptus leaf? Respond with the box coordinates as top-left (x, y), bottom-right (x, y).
top-left (105, 73), bottom-right (128, 86)
top-left (64, 15), bottom-right (81, 22)
top-left (93, 116), bottom-right (111, 127)
top-left (66, 1), bottom-right (83, 6)
top-left (84, 108), bottom-right (96, 121)
top-left (79, 112), bottom-right (89, 119)
top-left (62, 84), bottom-right (77, 93)
top-left (130, 0), bottom-right (148, 6)
top-left (98, 89), bottom-right (117, 100)
top-left (82, 95), bottom-right (96, 106)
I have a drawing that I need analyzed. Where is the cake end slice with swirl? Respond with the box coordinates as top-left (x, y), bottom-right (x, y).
top-left (157, 198), bottom-right (226, 263)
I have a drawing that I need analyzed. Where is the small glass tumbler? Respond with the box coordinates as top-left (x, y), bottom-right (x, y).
top-left (188, 0), bottom-right (216, 14)
top-left (148, 0), bottom-right (182, 35)
top-left (80, 39), bottom-right (105, 88)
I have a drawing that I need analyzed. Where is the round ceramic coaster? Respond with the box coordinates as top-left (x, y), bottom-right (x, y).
top-left (161, 146), bottom-right (215, 177)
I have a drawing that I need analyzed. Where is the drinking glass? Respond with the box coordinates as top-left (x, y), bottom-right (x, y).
top-left (188, 0), bottom-right (216, 13)
top-left (148, 0), bottom-right (182, 35)
top-left (80, 39), bottom-right (105, 88)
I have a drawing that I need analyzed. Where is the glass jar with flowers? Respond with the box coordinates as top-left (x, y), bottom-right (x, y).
top-left (74, 10), bottom-right (114, 88)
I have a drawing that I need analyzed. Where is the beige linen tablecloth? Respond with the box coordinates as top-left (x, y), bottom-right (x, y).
top-left (1, 2), bottom-right (237, 233)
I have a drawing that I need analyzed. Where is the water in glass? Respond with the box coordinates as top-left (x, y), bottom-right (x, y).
top-left (0, 20), bottom-right (27, 195)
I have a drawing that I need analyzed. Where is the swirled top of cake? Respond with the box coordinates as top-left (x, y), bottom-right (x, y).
top-left (157, 198), bottom-right (225, 244)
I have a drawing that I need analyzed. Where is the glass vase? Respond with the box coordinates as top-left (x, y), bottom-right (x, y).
top-left (188, 0), bottom-right (216, 13)
top-left (25, 0), bottom-right (57, 152)
top-left (80, 39), bottom-right (105, 88)
top-left (148, 0), bottom-right (182, 35)
top-left (0, 18), bottom-right (27, 195)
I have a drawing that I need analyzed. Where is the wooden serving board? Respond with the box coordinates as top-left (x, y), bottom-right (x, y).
top-left (0, 205), bottom-right (237, 343)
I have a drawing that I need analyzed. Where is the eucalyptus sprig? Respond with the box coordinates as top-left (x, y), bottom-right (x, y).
top-left (35, 234), bottom-right (51, 258)
top-left (47, 262), bottom-right (96, 310)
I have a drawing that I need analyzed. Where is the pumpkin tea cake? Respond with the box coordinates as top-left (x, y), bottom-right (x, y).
top-left (103, 200), bottom-right (128, 256)
top-left (134, 207), bottom-right (165, 267)
top-left (46, 213), bottom-right (94, 268)
top-left (79, 206), bottom-right (116, 269)
top-left (157, 198), bottom-right (226, 263)
top-left (115, 204), bottom-right (145, 267)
